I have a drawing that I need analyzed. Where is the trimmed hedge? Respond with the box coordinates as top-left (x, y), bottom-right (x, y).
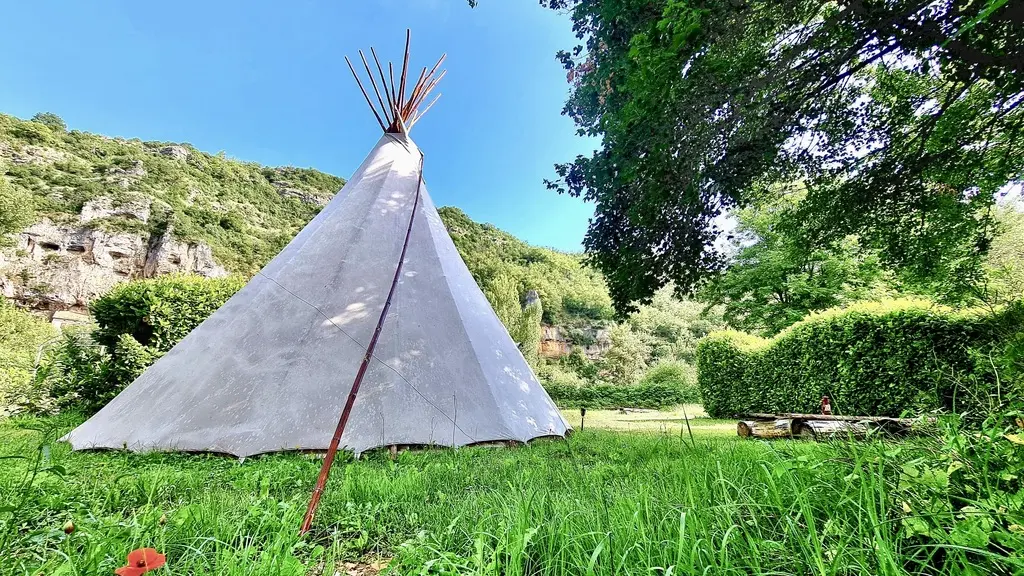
top-left (696, 299), bottom-right (1023, 418)
top-left (91, 274), bottom-right (246, 352)
top-left (545, 381), bottom-right (698, 409)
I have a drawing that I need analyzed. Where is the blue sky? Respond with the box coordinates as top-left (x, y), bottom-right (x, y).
top-left (0, 1), bottom-right (596, 251)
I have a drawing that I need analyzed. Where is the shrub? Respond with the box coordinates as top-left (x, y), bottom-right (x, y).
top-left (41, 331), bottom-right (162, 416)
top-left (483, 273), bottom-right (542, 363)
top-left (536, 363), bottom-right (589, 389)
top-left (601, 323), bottom-right (650, 385)
top-left (559, 349), bottom-right (600, 380)
top-left (0, 301), bottom-right (57, 417)
top-left (696, 299), bottom-right (1024, 418)
top-left (639, 360), bottom-right (700, 403)
top-left (539, 361), bottom-right (697, 409)
top-left (90, 274), bottom-right (245, 351)
top-left (8, 121), bottom-right (54, 145)
top-left (0, 176), bottom-right (34, 244)
top-left (108, 334), bottom-right (159, 390)
top-left (44, 331), bottom-right (111, 414)
top-left (39, 275), bottom-right (243, 415)
top-left (30, 112), bottom-right (67, 132)
top-left (544, 380), bottom-right (695, 409)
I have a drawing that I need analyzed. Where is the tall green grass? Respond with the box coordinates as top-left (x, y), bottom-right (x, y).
top-left (1, 414), bottom-right (1021, 575)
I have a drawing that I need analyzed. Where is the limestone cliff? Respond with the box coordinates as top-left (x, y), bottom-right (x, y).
top-left (1, 197), bottom-right (226, 312)
top-left (539, 325), bottom-right (612, 360)
top-left (0, 111), bottom-right (345, 313)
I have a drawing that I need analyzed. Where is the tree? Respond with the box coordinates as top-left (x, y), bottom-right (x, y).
top-left (30, 112), bottom-right (66, 132)
top-left (544, 0), bottom-right (1024, 313)
top-left (483, 273), bottom-right (543, 363)
top-left (0, 176), bottom-right (33, 245)
top-left (703, 189), bottom-right (893, 335)
top-left (601, 322), bottom-right (650, 384)
top-left (626, 285), bottom-right (724, 363)
top-left (982, 203), bottom-right (1024, 304)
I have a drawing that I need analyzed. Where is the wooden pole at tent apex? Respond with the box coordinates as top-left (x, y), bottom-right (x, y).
top-left (340, 28), bottom-right (446, 136)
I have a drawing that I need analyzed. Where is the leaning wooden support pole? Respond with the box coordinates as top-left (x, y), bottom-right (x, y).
top-left (397, 29), bottom-right (412, 110)
top-left (299, 150), bottom-right (425, 536)
top-left (344, 56), bottom-right (387, 132)
top-left (370, 48), bottom-right (397, 124)
top-left (359, 50), bottom-right (392, 126)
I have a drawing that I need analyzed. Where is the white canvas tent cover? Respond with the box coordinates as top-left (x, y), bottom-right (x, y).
top-left (64, 132), bottom-right (570, 456)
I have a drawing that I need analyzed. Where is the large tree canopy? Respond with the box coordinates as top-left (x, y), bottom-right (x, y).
top-left (543, 0), bottom-right (1024, 312)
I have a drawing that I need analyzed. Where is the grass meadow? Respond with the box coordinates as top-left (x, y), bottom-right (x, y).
top-left (1, 411), bottom-right (1018, 575)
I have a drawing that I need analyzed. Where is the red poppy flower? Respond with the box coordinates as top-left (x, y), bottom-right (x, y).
top-left (114, 548), bottom-right (166, 576)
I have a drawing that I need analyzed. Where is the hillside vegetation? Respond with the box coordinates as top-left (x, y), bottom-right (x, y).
top-left (1, 112), bottom-right (616, 327)
top-left (0, 112), bottom-right (342, 274)
top-left (440, 206), bottom-right (613, 325)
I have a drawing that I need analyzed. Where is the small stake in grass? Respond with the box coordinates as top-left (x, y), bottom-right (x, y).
top-left (681, 404), bottom-right (695, 447)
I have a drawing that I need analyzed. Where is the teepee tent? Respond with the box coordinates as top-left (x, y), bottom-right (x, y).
top-left (64, 34), bottom-right (569, 462)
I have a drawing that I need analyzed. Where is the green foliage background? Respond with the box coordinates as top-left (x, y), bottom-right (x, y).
top-left (440, 206), bottom-right (614, 324)
top-left (704, 188), bottom-right (895, 335)
top-left (0, 172), bottom-right (34, 245)
top-left (0, 299), bottom-right (56, 416)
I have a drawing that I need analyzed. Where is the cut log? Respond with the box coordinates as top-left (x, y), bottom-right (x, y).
top-left (737, 419), bottom-right (796, 439)
top-left (742, 412), bottom-right (921, 424)
top-left (804, 419), bottom-right (871, 438)
top-left (738, 416), bottom-right (914, 440)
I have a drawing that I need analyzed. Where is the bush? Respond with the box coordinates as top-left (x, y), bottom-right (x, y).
top-left (639, 360), bottom-right (700, 403)
top-left (601, 323), bottom-right (650, 385)
top-left (44, 331), bottom-right (111, 414)
top-left (0, 301), bottom-right (57, 417)
top-left (544, 380), bottom-right (695, 409)
top-left (539, 361), bottom-right (697, 409)
top-left (91, 274), bottom-right (245, 351)
top-left (30, 112), bottom-right (67, 132)
top-left (0, 176), bottom-right (34, 244)
top-left (559, 349), bottom-right (600, 380)
top-left (39, 275), bottom-right (242, 415)
top-left (696, 299), bottom-right (1024, 418)
top-left (41, 331), bottom-right (162, 416)
top-left (108, 333), bottom-right (159, 389)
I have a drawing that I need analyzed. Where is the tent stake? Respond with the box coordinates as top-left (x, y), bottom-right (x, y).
top-left (300, 150), bottom-right (425, 536)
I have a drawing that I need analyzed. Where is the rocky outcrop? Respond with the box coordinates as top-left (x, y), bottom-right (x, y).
top-left (539, 325), bottom-right (612, 360)
top-left (540, 325), bottom-right (573, 357)
top-left (105, 160), bottom-right (147, 188)
top-left (272, 181), bottom-right (330, 206)
top-left (1, 200), bottom-right (227, 311)
top-left (0, 142), bottom-right (72, 166)
top-left (79, 197), bottom-right (152, 224)
top-left (159, 145), bottom-right (189, 161)
top-left (144, 226), bottom-right (226, 278)
top-left (523, 290), bottom-right (541, 308)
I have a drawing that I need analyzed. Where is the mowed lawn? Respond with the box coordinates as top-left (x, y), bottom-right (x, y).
top-left (559, 405), bottom-right (736, 436)
top-left (0, 412), bottom-right (981, 575)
